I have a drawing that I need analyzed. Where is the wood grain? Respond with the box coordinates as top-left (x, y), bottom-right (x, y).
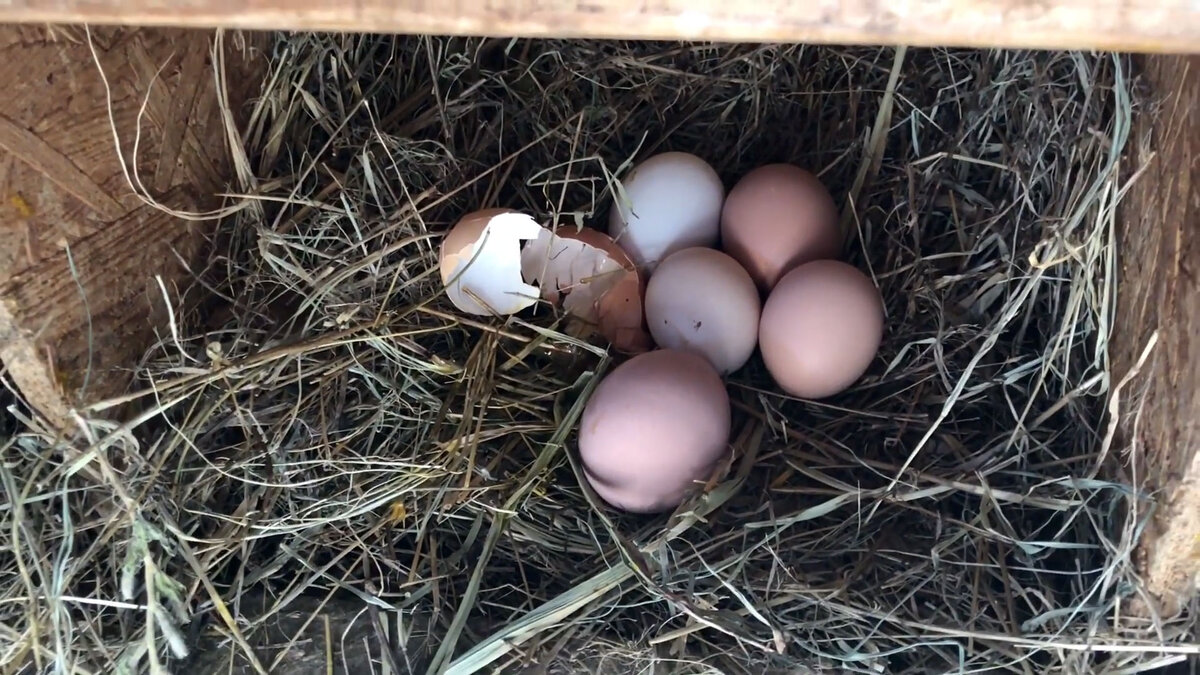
top-left (0, 0), bottom-right (1197, 53)
top-left (0, 25), bottom-right (262, 428)
top-left (1114, 54), bottom-right (1200, 612)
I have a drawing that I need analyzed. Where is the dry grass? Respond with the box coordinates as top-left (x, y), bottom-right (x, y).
top-left (1, 32), bottom-right (1198, 675)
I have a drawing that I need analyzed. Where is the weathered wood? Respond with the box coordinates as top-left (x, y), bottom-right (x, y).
top-left (0, 0), bottom-right (1197, 53)
top-left (0, 25), bottom-right (262, 428)
top-left (1114, 54), bottom-right (1200, 613)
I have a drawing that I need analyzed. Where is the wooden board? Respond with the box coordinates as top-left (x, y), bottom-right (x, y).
top-left (0, 0), bottom-right (1197, 53)
top-left (0, 25), bottom-right (262, 429)
top-left (1113, 54), bottom-right (1200, 612)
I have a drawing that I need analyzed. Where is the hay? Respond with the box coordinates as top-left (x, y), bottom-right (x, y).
top-left (2, 32), bottom-right (1198, 675)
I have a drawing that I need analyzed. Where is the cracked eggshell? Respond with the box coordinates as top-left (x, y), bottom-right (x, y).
top-left (439, 208), bottom-right (544, 316)
top-left (521, 226), bottom-right (652, 354)
top-left (578, 349), bottom-right (731, 513)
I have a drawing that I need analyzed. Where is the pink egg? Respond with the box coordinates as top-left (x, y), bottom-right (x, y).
top-left (578, 349), bottom-right (731, 513)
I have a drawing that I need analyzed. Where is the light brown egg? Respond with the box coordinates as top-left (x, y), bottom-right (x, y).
top-left (759, 260), bottom-right (883, 399)
top-left (439, 209), bottom-right (512, 278)
top-left (578, 349), bottom-right (731, 513)
top-left (720, 164), bottom-right (841, 292)
top-left (644, 247), bottom-right (760, 375)
top-left (521, 224), bottom-right (653, 354)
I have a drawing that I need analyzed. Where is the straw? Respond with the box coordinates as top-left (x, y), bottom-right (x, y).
top-left (2, 35), bottom-right (1196, 675)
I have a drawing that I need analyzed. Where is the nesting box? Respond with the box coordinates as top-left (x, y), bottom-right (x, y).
top-left (0, 0), bottom-right (1196, 664)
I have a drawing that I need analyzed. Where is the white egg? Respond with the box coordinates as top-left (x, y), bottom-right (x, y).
top-left (607, 152), bottom-right (724, 272)
top-left (644, 247), bottom-right (761, 375)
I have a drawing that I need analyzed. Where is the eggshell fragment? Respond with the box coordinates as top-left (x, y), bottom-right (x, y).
top-left (521, 226), bottom-right (652, 353)
top-left (758, 260), bottom-right (883, 399)
top-left (721, 163), bottom-right (842, 292)
top-left (607, 151), bottom-right (725, 272)
top-left (439, 209), bottom-right (544, 316)
top-left (578, 349), bottom-right (731, 513)
top-left (644, 247), bottom-right (760, 375)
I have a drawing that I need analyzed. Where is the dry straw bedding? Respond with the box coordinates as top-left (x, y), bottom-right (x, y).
top-left (1, 32), bottom-right (1197, 675)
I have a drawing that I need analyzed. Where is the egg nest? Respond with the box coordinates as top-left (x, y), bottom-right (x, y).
top-left (11, 34), bottom-right (1191, 675)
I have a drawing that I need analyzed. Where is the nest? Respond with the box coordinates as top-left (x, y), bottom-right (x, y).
top-left (3, 32), bottom-right (1197, 675)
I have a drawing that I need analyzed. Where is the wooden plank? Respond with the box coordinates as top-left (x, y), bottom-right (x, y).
top-left (0, 25), bottom-right (262, 429)
top-left (1113, 54), bottom-right (1200, 613)
top-left (0, 0), bottom-right (1197, 53)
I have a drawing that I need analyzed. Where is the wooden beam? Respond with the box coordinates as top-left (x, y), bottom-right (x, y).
top-left (1114, 54), bottom-right (1200, 613)
top-left (0, 0), bottom-right (1197, 53)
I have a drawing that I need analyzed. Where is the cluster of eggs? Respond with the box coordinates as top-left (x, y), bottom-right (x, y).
top-left (580, 152), bottom-right (883, 512)
top-left (437, 151), bottom-right (883, 514)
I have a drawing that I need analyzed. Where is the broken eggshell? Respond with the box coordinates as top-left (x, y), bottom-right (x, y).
top-left (438, 208), bottom-right (544, 316)
top-left (438, 208), bottom-right (652, 353)
top-left (521, 225), bottom-right (652, 354)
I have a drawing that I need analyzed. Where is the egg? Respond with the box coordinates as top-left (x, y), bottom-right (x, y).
top-left (644, 247), bottom-right (760, 375)
top-left (759, 260), bottom-right (883, 399)
top-left (607, 151), bottom-right (725, 271)
top-left (578, 349), bottom-right (731, 513)
top-left (439, 208), bottom-right (544, 316)
top-left (721, 163), bottom-right (842, 292)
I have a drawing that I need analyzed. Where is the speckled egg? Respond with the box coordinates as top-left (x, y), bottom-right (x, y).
top-left (644, 247), bottom-right (760, 375)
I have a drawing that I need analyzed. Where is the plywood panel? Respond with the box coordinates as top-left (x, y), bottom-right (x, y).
top-left (0, 25), bottom-right (263, 428)
top-left (1113, 54), bottom-right (1200, 612)
top-left (0, 0), bottom-right (1197, 53)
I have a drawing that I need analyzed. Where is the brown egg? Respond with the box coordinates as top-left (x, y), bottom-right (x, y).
top-left (439, 208), bottom-right (514, 287)
top-left (759, 260), bottom-right (883, 399)
top-left (578, 349), bottom-right (731, 513)
top-left (720, 164), bottom-right (841, 292)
